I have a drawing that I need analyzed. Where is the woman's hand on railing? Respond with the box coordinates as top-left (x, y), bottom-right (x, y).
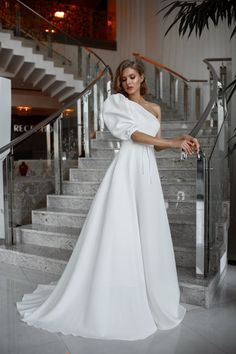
top-left (172, 135), bottom-right (200, 155)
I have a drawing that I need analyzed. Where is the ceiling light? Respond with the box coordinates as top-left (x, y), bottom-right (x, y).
top-left (54, 11), bottom-right (65, 18)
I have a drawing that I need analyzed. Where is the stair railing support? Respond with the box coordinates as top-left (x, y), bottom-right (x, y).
top-left (98, 79), bottom-right (105, 131)
top-left (82, 92), bottom-right (90, 157)
top-left (196, 150), bottom-right (209, 278)
top-left (3, 150), bottom-right (14, 246)
top-left (93, 83), bottom-right (98, 133)
top-left (53, 115), bottom-right (63, 195)
top-left (77, 98), bottom-right (83, 157)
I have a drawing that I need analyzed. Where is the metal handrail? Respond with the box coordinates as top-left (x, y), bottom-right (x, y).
top-left (0, 67), bottom-right (110, 155)
top-left (189, 59), bottom-right (219, 138)
top-left (133, 53), bottom-right (207, 83)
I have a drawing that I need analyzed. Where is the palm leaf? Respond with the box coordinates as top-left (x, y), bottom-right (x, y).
top-left (157, 0), bottom-right (236, 39)
top-left (230, 24), bottom-right (236, 39)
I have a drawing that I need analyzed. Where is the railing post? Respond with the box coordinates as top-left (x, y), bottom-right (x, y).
top-left (82, 92), bottom-right (90, 157)
top-left (196, 150), bottom-right (209, 278)
top-left (170, 74), bottom-right (174, 108)
top-left (77, 98), bottom-right (83, 157)
top-left (154, 67), bottom-right (159, 99)
top-left (184, 82), bottom-right (189, 121)
top-left (53, 115), bottom-right (63, 195)
top-left (93, 83), bottom-right (98, 133)
top-left (98, 79), bottom-right (105, 131)
top-left (86, 53), bottom-right (91, 87)
top-left (174, 78), bottom-right (178, 106)
top-left (3, 151), bottom-right (14, 246)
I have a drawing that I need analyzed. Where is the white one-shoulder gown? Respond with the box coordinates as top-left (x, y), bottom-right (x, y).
top-left (17, 93), bottom-right (186, 341)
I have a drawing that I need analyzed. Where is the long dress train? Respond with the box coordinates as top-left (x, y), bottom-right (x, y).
top-left (16, 93), bottom-right (186, 341)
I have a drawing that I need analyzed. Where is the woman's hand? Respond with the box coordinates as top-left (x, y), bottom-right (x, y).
top-left (172, 135), bottom-right (200, 155)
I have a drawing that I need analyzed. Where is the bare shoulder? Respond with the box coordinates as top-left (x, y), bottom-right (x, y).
top-left (144, 100), bottom-right (161, 121)
top-left (151, 102), bottom-right (161, 120)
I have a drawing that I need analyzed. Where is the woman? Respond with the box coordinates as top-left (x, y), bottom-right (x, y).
top-left (17, 59), bottom-right (199, 341)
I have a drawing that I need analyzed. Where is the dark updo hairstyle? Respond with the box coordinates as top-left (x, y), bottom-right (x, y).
top-left (112, 59), bottom-right (147, 97)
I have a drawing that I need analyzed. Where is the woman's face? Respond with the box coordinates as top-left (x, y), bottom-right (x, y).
top-left (120, 67), bottom-right (143, 96)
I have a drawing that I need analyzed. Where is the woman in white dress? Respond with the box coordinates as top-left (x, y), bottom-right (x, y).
top-left (17, 59), bottom-right (199, 341)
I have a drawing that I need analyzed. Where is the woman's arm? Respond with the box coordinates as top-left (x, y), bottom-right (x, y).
top-left (130, 103), bottom-right (199, 155)
top-left (131, 131), bottom-right (199, 155)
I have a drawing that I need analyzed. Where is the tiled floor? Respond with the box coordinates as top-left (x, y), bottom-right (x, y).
top-left (0, 263), bottom-right (236, 354)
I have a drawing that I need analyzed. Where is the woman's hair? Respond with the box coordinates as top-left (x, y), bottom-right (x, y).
top-left (112, 59), bottom-right (147, 96)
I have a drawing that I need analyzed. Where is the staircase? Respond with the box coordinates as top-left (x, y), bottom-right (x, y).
top-left (0, 117), bottom-right (218, 307)
top-left (0, 29), bottom-right (84, 102)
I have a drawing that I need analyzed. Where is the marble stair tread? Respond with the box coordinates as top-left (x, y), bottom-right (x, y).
top-left (62, 180), bottom-right (196, 198)
top-left (73, 167), bottom-right (196, 172)
top-left (47, 194), bottom-right (94, 201)
top-left (78, 157), bottom-right (196, 170)
top-left (177, 266), bottom-right (215, 288)
top-left (90, 147), bottom-right (211, 158)
top-left (63, 180), bottom-right (101, 185)
top-left (92, 135), bottom-right (216, 143)
top-left (0, 243), bottom-right (71, 261)
top-left (168, 214), bottom-right (195, 224)
top-left (33, 207), bottom-right (88, 216)
top-left (33, 207), bottom-right (195, 221)
top-left (16, 224), bottom-right (81, 237)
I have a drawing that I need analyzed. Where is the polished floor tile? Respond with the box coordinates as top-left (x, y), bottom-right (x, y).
top-left (0, 262), bottom-right (236, 354)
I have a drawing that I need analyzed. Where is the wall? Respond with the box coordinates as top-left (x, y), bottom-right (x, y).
top-left (94, 0), bottom-right (146, 73)
top-left (94, 0), bottom-right (232, 80)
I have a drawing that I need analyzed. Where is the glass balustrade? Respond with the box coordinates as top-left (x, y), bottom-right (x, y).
top-left (1, 68), bottom-right (111, 246)
top-left (133, 53), bottom-right (207, 123)
top-left (208, 117), bottom-right (229, 275)
top-left (133, 53), bottom-right (230, 278)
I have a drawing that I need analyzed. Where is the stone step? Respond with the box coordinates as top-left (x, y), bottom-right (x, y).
top-left (69, 167), bottom-right (196, 182)
top-left (47, 194), bottom-right (93, 210)
top-left (0, 243), bottom-right (70, 274)
top-left (32, 208), bottom-right (87, 228)
top-left (15, 223), bottom-right (195, 250)
top-left (162, 128), bottom-right (217, 138)
top-left (13, 223), bottom-right (195, 267)
top-left (91, 136), bottom-right (215, 150)
top-left (177, 266), bottom-right (217, 307)
top-left (97, 124), bottom-right (216, 140)
top-left (170, 223), bottom-right (195, 247)
top-left (32, 206), bottom-right (195, 230)
top-left (14, 220), bottom-right (195, 250)
top-left (62, 181), bottom-right (100, 196)
top-left (162, 181), bottom-right (196, 199)
top-left (47, 194), bottom-right (196, 216)
top-left (62, 179), bottom-right (196, 199)
top-left (0, 243), bottom-right (212, 306)
top-left (1, 236), bottom-right (195, 269)
top-left (14, 224), bottom-right (80, 250)
top-left (90, 147), bottom-right (212, 158)
top-left (78, 156), bottom-right (196, 170)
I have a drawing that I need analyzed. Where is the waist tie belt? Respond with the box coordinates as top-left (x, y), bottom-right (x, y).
top-left (141, 145), bottom-right (154, 184)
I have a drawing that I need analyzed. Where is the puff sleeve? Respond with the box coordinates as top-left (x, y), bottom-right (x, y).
top-left (102, 93), bottom-right (138, 140)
